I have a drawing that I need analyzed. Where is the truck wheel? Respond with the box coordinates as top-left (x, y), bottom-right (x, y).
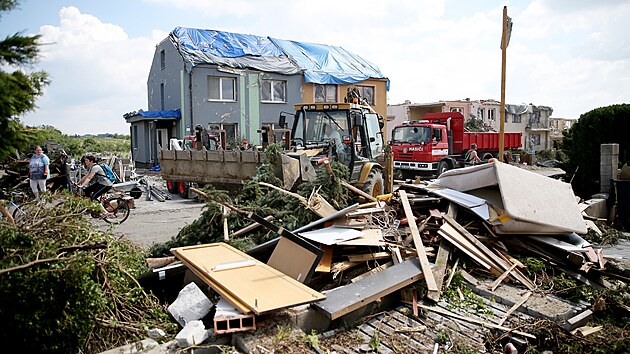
top-left (166, 180), bottom-right (178, 194)
top-left (437, 161), bottom-right (450, 177)
top-left (362, 169), bottom-right (384, 197)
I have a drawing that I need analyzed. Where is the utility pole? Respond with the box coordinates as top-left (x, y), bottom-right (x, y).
top-left (499, 6), bottom-right (510, 162)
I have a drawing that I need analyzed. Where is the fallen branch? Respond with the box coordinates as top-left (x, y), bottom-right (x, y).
top-left (0, 256), bottom-right (68, 276)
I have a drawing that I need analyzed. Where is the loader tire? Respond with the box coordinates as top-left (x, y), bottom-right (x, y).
top-left (166, 180), bottom-right (179, 194)
top-left (362, 169), bottom-right (384, 198)
top-left (178, 181), bottom-right (190, 199)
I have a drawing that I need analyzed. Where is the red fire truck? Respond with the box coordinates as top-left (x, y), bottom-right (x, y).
top-left (390, 112), bottom-right (522, 178)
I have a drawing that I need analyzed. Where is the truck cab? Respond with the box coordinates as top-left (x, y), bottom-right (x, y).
top-left (391, 120), bottom-right (451, 178)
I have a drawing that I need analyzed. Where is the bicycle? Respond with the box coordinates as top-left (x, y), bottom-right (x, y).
top-left (0, 190), bottom-right (32, 223)
top-left (72, 184), bottom-right (131, 225)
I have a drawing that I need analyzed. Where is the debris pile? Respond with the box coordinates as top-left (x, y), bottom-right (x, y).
top-left (137, 160), bottom-right (629, 353)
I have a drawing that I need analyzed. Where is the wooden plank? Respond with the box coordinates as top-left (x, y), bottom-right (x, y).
top-left (347, 252), bottom-right (391, 262)
top-left (398, 190), bottom-right (439, 297)
top-left (443, 215), bottom-right (536, 290)
top-left (172, 243), bottom-right (325, 315)
top-left (315, 245), bottom-right (333, 273)
top-left (427, 240), bottom-right (451, 302)
top-left (438, 224), bottom-right (493, 270)
top-left (313, 258), bottom-right (431, 320)
top-left (498, 291), bottom-right (532, 326)
top-left (228, 216), bottom-right (274, 239)
top-left (489, 262), bottom-right (518, 292)
top-left (350, 262), bottom-right (394, 283)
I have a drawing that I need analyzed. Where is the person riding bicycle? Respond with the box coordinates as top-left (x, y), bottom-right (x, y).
top-left (0, 190), bottom-right (15, 225)
top-left (76, 155), bottom-right (114, 213)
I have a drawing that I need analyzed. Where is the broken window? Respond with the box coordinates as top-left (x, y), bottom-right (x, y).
top-left (208, 76), bottom-right (236, 101)
top-left (315, 84), bottom-right (337, 103)
top-left (488, 108), bottom-right (496, 121)
top-left (261, 80), bottom-right (287, 103)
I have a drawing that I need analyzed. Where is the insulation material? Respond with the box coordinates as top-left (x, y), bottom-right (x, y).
top-left (427, 161), bottom-right (587, 234)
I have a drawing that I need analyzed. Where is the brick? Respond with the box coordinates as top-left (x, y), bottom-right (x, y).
top-left (213, 314), bottom-right (256, 334)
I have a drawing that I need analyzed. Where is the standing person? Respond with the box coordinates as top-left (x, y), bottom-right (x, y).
top-left (465, 143), bottom-right (482, 164)
top-left (76, 155), bottom-right (114, 203)
top-left (28, 146), bottom-right (50, 201)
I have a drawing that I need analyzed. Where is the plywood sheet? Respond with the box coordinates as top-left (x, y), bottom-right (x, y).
top-left (267, 236), bottom-right (321, 283)
top-left (172, 243), bottom-right (325, 315)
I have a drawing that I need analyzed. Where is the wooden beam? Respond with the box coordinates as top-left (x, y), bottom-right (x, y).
top-left (427, 240), bottom-right (451, 302)
top-left (489, 262), bottom-right (518, 292)
top-left (228, 216), bottom-right (274, 239)
top-left (399, 190), bottom-right (439, 297)
top-left (443, 215), bottom-right (536, 290)
top-left (498, 291), bottom-right (532, 326)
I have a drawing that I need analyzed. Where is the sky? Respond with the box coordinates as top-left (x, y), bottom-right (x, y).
top-left (1, 0), bottom-right (628, 135)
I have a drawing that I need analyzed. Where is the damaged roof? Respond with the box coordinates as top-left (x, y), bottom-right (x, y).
top-left (169, 27), bottom-right (388, 87)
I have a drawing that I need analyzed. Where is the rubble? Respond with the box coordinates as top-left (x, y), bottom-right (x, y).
top-left (121, 160), bottom-right (630, 352)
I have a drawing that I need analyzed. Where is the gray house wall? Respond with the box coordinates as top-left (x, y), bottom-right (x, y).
top-left (147, 38), bottom-right (303, 147)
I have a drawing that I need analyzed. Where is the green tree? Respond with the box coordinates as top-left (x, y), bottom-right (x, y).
top-left (0, 0), bottom-right (50, 161)
top-left (560, 104), bottom-right (630, 198)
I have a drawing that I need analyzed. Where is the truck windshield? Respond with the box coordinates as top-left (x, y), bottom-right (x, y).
top-left (391, 126), bottom-right (432, 144)
top-left (301, 110), bottom-right (349, 143)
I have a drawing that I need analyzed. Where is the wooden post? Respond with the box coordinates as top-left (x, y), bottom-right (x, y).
top-left (499, 6), bottom-right (508, 162)
top-left (399, 190), bottom-right (439, 298)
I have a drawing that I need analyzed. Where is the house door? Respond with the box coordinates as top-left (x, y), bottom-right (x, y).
top-left (156, 128), bottom-right (168, 149)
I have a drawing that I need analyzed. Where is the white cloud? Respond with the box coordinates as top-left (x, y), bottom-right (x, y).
top-left (22, 6), bottom-right (162, 135)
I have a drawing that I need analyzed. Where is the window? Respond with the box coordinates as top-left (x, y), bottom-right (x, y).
top-left (261, 80), bottom-right (286, 102)
top-left (356, 85), bottom-right (375, 105)
top-left (132, 126), bottom-right (138, 149)
top-left (450, 107), bottom-right (464, 113)
top-left (208, 123), bottom-right (238, 144)
top-left (512, 114), bottom-right (521, 123)
top-left (315, 84), bottom-right (337, 102)
top-left (160, 83), bottom-right (165, 110)
top-left (208, 76), bottom-right (236, 101)
top-left (477, 108), bottom-right (485, 120)
top-left (530, 133), bottom-right (541, 146)
top-left (488, 109), bottom-right (496, 121)
top-left (160, 50), bottom-right (165, 70)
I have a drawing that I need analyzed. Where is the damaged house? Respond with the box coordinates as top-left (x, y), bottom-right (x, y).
top-left (125, 27), bottom-right (389, 167)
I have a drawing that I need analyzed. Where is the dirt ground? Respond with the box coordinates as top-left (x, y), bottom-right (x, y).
top-left (104, 193), bottom-right (205, 249)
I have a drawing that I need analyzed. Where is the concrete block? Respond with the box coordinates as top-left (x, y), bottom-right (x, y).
top-left (213, 298), bottom-right (256, 334)
top-left (99, 338), bottom-right (165, 354)
top-left (563, 309), bottom-right (593, 331)
top-left (168, 282), bottom-right (213, 327)
top-left (176, 320), bottom-right (209, 348)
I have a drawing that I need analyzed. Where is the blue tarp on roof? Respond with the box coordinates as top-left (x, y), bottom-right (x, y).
top-left (137, 109), bottom-right (181, 118)
top-left (269, 38), bottom-right (385, 86)
top-left (170, 27), bottom-right (387, 87)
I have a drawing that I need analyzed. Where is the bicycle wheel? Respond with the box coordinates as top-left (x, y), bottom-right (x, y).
top-left (12, 202), bottom-right (36, 223)
top-left (102, 197), bottom-right (130, 224)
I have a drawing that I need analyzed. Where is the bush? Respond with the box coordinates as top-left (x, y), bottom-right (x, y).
top-left (559, 104), bottom-right (630, 198)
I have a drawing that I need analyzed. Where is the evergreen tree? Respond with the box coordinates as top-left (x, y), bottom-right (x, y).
top-left (0, 0), bottom-right (50, 160)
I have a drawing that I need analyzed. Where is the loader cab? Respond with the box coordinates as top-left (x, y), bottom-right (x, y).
top-left (290, 103), bottom-right (385, 185)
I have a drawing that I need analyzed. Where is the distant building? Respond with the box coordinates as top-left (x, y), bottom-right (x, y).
top-left (387, 99), bottom-right (556, 152)
top-left (549, 117), bottom-right (577, 148)
top-left (125, 27), bottom-right (388, 166)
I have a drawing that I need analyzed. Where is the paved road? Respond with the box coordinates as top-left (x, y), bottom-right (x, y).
top-left (106, 194), bottom-right (205, 249)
